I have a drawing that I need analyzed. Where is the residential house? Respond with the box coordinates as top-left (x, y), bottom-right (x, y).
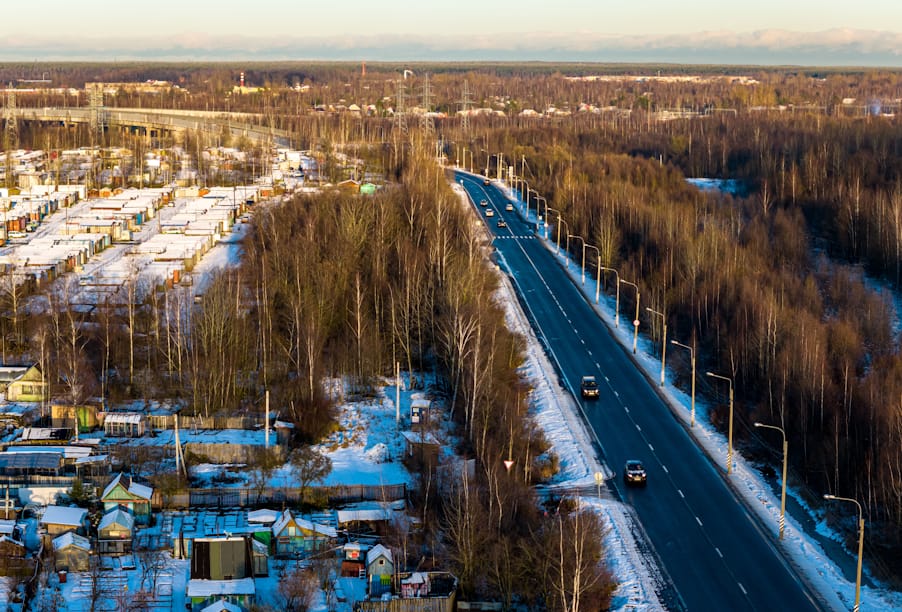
top-left (0, 365), bottom-right (47, 402)
top-left (97, 508), bottom-right (135, 555)
top-left (271, 509), bottom-right (337, 558)
top-left (101, 473), bottom-right (153, 524)
top-left (50, 404), bottom-right (100, 432)
top-left (39, 505), bottom-right (88, 546)
top-left (187, 536), bottom-right (257, 612)
top-left (340, 541), bottom-right (367, 578)
top-left (52, 532), bottom-right (91, 572)
top-left (200, 600), bottom-right (244, 612)
top-left (366, 543), bottom-right (394, 598)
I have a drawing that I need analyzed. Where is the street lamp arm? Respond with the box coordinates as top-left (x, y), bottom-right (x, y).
top-left (754, 422), bottom-right (786, 441)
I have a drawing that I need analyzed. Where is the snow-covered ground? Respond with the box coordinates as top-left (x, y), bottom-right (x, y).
top-left (487, 175), bottom-right (902, 612)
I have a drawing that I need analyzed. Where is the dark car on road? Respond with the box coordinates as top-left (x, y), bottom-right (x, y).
top-left (580, 375), bottom-right (599, 399)
top-left (624, 460), bottom-right (647, 486)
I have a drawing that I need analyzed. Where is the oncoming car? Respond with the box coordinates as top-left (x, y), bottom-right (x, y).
top-left (506, 203), bottom-right (514, 211)
top-left (483, 178), bottom-right (491, 186)
top-left (623, 460), bottom-right (647, 486)
top-left (497, 219), bottom-right (507, 228)
top-left (485, 209), bottom-right (495, 217)
top-left (480, 199), bottom-right (488, 207)
top-left (580, 375), bottom-right (599, 399)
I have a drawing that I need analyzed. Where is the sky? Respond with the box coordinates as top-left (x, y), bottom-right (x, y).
top-left (3, 0), bottom-right (902, 65)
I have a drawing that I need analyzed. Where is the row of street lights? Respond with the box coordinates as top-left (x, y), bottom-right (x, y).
top-left (497, 165), bottom-right (865, 611)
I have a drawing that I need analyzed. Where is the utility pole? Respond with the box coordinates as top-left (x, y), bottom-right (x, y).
top-left (458, 80), bottom-right (473, 134)
top-left (3, 88), bottom-right (17, 189)
top-left (420, 73), bottom-right (434, 134)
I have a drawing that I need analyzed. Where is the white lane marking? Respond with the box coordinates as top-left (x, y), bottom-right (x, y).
top-left (636, 424), bottom-right (642, 432)
top-left (614, 391), bottom-right (619, 398)
top-left (648, 443), bottom-right (655, 452)
top-left (678, 489), bottom-right (685, 498)
top-left (580, 338), bottom-right (585, 344)
top-left (587, 350), bottom-right (593, 357)
top-left (623, 406), bottom-right (629, 413)
top-left (738, 583), bottom-right (747, 595)
top-left (715, 547), bottom-right (723, 558)
top-left (604, 376), bottom-right (609, 382)
top-left (695, 516), bottom-right (703, 527)
top-left (661, 465), bottom-right (669, 474)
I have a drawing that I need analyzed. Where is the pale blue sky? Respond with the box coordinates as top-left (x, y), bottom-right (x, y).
top-left (4, 0), bottom-right (902, 64)
top-left (10, 0), bottom-right (900, 38)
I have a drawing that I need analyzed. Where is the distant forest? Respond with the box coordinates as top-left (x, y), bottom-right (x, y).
top-left (3, 62), bottom-right (902, 584)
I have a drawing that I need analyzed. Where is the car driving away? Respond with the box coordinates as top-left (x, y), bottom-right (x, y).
top-left (497, 219), bottom-right (507, 228)
top-left (506, 203), bottom-right (514, 211)
top-left (480, 199), bottom-right (488, 207)
top-left (624, 460), bottom-right (647, 486)
top-left (580, 375), bottom-right (599, 399)
top-left (483, 178), bottom-right (491, 186)
top-left (485, 209), bottom-right (494, 217)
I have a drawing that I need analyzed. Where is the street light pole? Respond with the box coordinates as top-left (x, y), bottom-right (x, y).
top-left (556, 215), bottom-right (569, 255)
top-left (600, 266), bottom-right (620, 327)
top-left (706, 371), bottom-right (734, 474)
top-left (584, 244), bottom-right (601, 303)
top-left (824, 494), bottom-right (864, 612)
top-left (755, 422), bottom-right (788, 540)
top-left (646, 307), bottom-right (667, 386)
top-left (671, 340), bottom-right (696, 427)
top-left (567, 234), bottom-right (583, 270)
top-left (619, 279), bottom-right (640, 353)
top-left (533, 193), bottom-right (546, 232)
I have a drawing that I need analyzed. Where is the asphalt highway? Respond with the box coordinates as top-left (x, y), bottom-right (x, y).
top-left (457, 172), bottom-right (824, 612)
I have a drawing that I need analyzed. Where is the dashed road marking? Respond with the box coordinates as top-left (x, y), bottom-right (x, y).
top-left (695, 516), bottom-right (703, 527)
top-left (648, 443), bottom-right (654, 452)
top-left (715, 547), bottom-right (723, 558)
top-left (738, 583), bottom-right (747, 595)
top-left (661, 465), bottom-right (669, 474)
top-left (678, 489), bottom-right (685, 498)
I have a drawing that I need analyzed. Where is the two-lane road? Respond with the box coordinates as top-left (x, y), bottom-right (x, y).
top-left (458, 173), bottom-right (824, 612)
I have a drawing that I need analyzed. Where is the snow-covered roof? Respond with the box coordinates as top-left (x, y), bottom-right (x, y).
top-left (200, 600), bottom-right (243, 612)
top-left (336, 507), bottom-right (392, 525)
top-left (295, 516), bottom-right (337, 538)
top-left (98, 508), bottom-right (134, 532)
top-left (187, 578), bottom-right (256, 597)
top-left (104, 413), bottom-right (144, 424)
top-left (102, 473), bottom-right (153, 501)
top-left (400, 430), bottom-right (440, 445)
top-left (52, 531), bottom-right (91, 551)
top-left (402, 571), bottom-right (428, 585)
top-left (41, 505), bottom-right (87, 527)
top-left (247, 509), bottom-right (279, 524)
top-left (271, 509), bottom-right (295, 536)
top-left (6, 445), bottom-right (93, 459)
top-left (366, 543), bottom-right (392, 566)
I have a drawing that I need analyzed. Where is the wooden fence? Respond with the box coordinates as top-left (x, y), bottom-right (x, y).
top-left (157, 483), bottom-right (407, 510)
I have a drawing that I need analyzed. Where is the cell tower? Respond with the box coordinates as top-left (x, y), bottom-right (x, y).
top-left (3, 88), bottom-right (17, 150)
top-left (394, 79), bottom-right (408, 137)
top-left (419, 73), bottom-right (434, 133)
top-left (458, 80), bottom-right (474, 133)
